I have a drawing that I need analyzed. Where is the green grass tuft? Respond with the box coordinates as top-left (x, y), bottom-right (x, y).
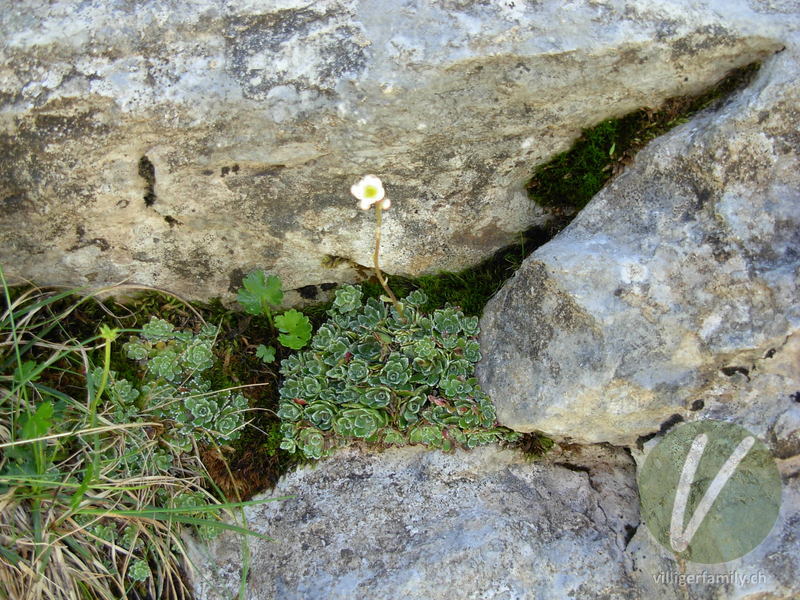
top-left (0, 269), bottom-right (271, 600)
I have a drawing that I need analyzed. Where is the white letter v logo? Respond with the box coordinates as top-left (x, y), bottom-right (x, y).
top-left (670, 433), bottom-right (755, 552)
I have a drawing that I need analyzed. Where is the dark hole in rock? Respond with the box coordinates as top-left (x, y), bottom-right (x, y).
top-left (228, 267), bottom-right (246, 293)
top-left (636, 414), bottom-right (684, 450)
top-left (659, 413), bottom-right (684, 433)
top-left (721, 366), bottom-right (750, 380)
top-left (296, 284), bottom-right (318, 300)
top-left (624, 524), bottom-right (638, 547)
top-left (554, 462), bottom-right (591, 474)
top-left (138, 155), bottom-right (157, 207)
top-left (221, 164), bottom-right (240, 177)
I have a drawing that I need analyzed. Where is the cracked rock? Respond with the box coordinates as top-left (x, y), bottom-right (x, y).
top-left (187, 444), bottom-right (644, 600)
top-left (478, 34), bottom-right (800, 447)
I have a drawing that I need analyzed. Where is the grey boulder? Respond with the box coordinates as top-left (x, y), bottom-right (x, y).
top-left (187, 444), bottom-right (643, 600)
top-left (477, 41), bottom-right (800, 447)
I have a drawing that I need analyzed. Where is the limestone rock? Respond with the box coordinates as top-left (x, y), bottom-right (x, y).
top-left (0, 0), bottom-right (788, 300)
top-left (188, 441), bottom-right (800, 599)
top-left (187, 444), bottom-right (643, 600)
top-left (477, 40), bottom-right (800, 446)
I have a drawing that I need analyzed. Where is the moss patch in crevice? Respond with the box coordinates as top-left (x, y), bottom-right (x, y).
top-left (527, 62), bottom-right (761, 215)
top-left (517, 432), bottom-right (556, 459)
top-left (354, 225), bottom-right (561, 318)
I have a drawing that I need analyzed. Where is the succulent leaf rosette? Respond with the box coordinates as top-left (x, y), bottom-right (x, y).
top-left (111, 317), bottom-right (248, 447)
top-left (277, 285), bottom-right (519, 459)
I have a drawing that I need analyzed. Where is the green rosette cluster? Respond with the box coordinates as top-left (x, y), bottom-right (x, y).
top-left (278, 286), bottom-right (520, 459)
top-left (103, 317), bottom-right (248, 450)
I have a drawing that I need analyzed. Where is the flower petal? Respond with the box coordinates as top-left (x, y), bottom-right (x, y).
top-left (351, 175), bottom-right (385, 203)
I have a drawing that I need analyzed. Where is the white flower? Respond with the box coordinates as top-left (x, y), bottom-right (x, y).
top-left (351, 175), bottom-right (390, 210)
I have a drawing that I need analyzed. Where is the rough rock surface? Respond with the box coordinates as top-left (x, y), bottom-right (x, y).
top-left (624, 335), bottom-right (800, 600)
top-left (0, 0), bottom-right (787, 300)
top-left (190, 440), bottom-right (800, 598)
top-left (477, 38), bottom-right (800, 446)
top-left (187, 444), bottom-right (643, 600)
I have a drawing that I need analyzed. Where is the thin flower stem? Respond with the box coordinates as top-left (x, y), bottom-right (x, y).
top-left (373, 202), bottom-right (405, 320)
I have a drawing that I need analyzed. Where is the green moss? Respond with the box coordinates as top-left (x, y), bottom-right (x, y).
top-left (528, 62), bottom-right (761, 213)
top-left (262, 421), bottom-right (285, 457)
top-left (355, 227), bottom-right (556, 317)
top-left (529, 119), bottom-right (619, 211)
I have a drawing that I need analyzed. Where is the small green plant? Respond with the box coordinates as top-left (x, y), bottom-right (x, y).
top-left (274, 176), bottom-right (519, 459)
top-left (277, 285), bottom-right (520, 459)
top-left (112, 316), bottom-right (249, 450)
top-left (237, 271), bottom-right (312, 359)
top-left (237, 270), bottom-right (283, 318)
top-left (256, 343), bottom-right (276, 363)
top-left (274, 309), bottom-right (312, 350)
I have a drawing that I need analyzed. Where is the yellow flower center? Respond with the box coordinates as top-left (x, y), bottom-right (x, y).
top-left (364, 185), bottom-right (378, 199)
